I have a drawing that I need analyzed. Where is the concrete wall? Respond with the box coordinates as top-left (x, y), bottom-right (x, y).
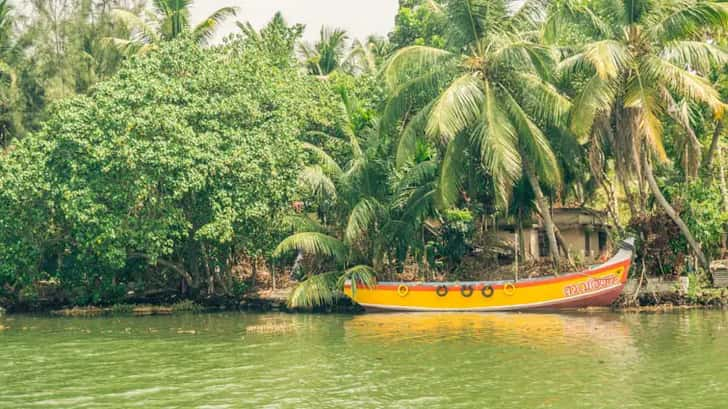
top-left (560, 228), bottom-right (602, 262)
top-left (497, 226), bottom-right (606, 262)
top-left (495, 228), bottom-right (539, 260)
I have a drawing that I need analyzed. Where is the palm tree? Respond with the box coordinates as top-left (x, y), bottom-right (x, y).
top-left (344, 35), bottom-right (393, 74)
top-left (549, 0), bottom-right (728, 271)
top-left (382, 0), bottom-right (571, 269)
top-left (273, 88), bottom-right (442, 307)
top-left (237, 12), bottom-right (304, 66)
top-left (298, 26), bottom-right (349, 76)
top-left (109, 0), bottom-right (238, 54)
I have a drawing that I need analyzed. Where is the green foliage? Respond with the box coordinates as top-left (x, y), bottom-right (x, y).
top-left (2, 0), bottom-right (728, 310)
top-left (237, 12), bottom-right (305, 68)
top-left (298, 27), bottom-right (349, 76)
top-left (287, 271), bottom-right (339, 309)
top-left (0, 38), bottom-right (339, 298)
top-left (431, 208), bottom-right (474, 270)
top-left (389, 0), bottom-right (447, 49)
top-left (108, 0), bottom-right (238, 54)
top-left (287, 265), bottom-right (376, 309)
top-left (664, 180), bottom-right (728, 259)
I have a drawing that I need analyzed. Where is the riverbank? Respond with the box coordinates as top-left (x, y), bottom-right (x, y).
top-left (2, 279), bottom-right (726, 315)
top-left (1, 288), bottom-right (363, 316)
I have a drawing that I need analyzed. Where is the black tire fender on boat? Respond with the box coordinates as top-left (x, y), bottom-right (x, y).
top-left (436, 285), bottom-right (448, 297)
top-left (460, 284), bottom-right (474, 297)
top-left (481, 285), bottom-right (494, 298)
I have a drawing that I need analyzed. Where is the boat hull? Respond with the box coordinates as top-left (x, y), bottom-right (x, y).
top-left (343, 241), bottom-right (634, 312)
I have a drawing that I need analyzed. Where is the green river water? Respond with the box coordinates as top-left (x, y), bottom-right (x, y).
top-left (0, 310), bottom-right (727, 408)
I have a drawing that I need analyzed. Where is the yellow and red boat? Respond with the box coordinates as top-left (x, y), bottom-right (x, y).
top-left (344, 239), bottom-right (634, 312)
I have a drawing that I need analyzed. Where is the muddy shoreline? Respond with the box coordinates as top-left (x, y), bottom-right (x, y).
top-left (2, 292), bottom-right (726, 317)
top-left (2, 279), bottom-right (727, 315)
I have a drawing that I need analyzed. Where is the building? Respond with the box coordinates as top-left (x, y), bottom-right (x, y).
top-left (495, 208), bottom-right (611, 262)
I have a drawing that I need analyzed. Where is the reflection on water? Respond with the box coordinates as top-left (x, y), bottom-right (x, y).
top-left (0, 311), bottom-right (726, 409)
top-left (345, 312), bottom-right (632, 347)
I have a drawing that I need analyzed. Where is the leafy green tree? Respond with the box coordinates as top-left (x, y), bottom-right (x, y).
top-left (109, 0), bottom-right (238, 54)
top-left (550, 0), bottom-right (728, 270)
top-left (382, 0), bottom-right (571, 269)
top-left (0, 37), bottom-right (339, 299)
top-left (388, 0), bottom-right (447, 49)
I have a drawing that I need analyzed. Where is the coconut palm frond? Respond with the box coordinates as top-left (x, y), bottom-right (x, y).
top-left (302, 142), bottom-right (343, 178)
top-left (299, 165), bottom-right (338, 200)
top-left (396, 160), bottom-right (439, 194)
top-left (380, 68), bottom-right (451, 137)
top-left (516, 72), bottom-right (572, 126)
top-left (557, 51), bottom-right (593, 77)
top-left (642, 55), bottom-right (724, 115)
top-left (426, 72), bottom-right (484, 142)
top-left (288, 272), bottom-right (339, 309)
top-left (651, 1), bottom-right (728, 41)
top-left (475, 80), bottom-right (521, 200)
top-left (582, 39), bottom-right (631, 80)
top-left (446, 0), bottom-right (507, 48)
top-left (341, 121), bottom-right (364, 161)
top-left (437, 132), bottom-right (470, 208)
top-left (345, 39), bottom-right (378, 74)
top-left (402, 182), bottom-right (437, 221)
top-left (345, 197), bottom-right (386, 244)
top-left (509, 0), bottom-right (550, 32)
top-left (624, 74), bottom-right (666, 161)
top-left (101, 36), bottom-right (157, 56)
top-left (281, 215), bottom-right (327, 234)
top-left (660, 40), bottom-right (728, 73)
top-left (492, 37), bottom-right (556, 79)
top-left (273, 232), bottom-right (347, 261)
top-left (544, 0), bottom-right (612, 43)
top-left (501, 89), bottom-right (560, 186)
top-left (337, 265), bottom-right (377, 299)
top-left (569, 74), bottom-right (616, 140)
top-left (107, 8), bottom-right (163, 54)
top-left (396, 101), bottom-right (435, 168)
top-left (342, 156), bottom-right (367, 184)
top-left (381, 45), bottom-right (454, 90)
top-left (193, 6), bottom-right (239, 43)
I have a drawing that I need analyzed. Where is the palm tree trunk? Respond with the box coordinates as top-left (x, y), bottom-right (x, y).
top-left (251, 256), bottom-right (258, 289)
top-left (703, 118), bottom-right (724, 172)
top-left (617, 162), bottom-right (639, 217)
top-left (718, 142), bottom-right (728, 258)
top-left (517, 211), bottom-right (525, 264)
top-left (524, 161), bottom-right (560, 272)
top-left (588, 135), bottom-right (622, 231)
top-left (553, 225), bottom-right (576, 269)
top-left (642, 153), bottom-right (709, 271)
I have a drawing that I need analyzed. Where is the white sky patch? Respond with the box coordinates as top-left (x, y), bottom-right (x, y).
top-left (190, 0), bottom-right (399, 43)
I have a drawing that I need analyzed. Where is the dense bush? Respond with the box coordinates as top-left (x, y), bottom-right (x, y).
top-left (0, 38), bottom-right (338, 298)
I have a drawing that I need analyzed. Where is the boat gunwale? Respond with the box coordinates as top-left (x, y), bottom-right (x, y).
top-left (355, 282), bottom-right (626, 312)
